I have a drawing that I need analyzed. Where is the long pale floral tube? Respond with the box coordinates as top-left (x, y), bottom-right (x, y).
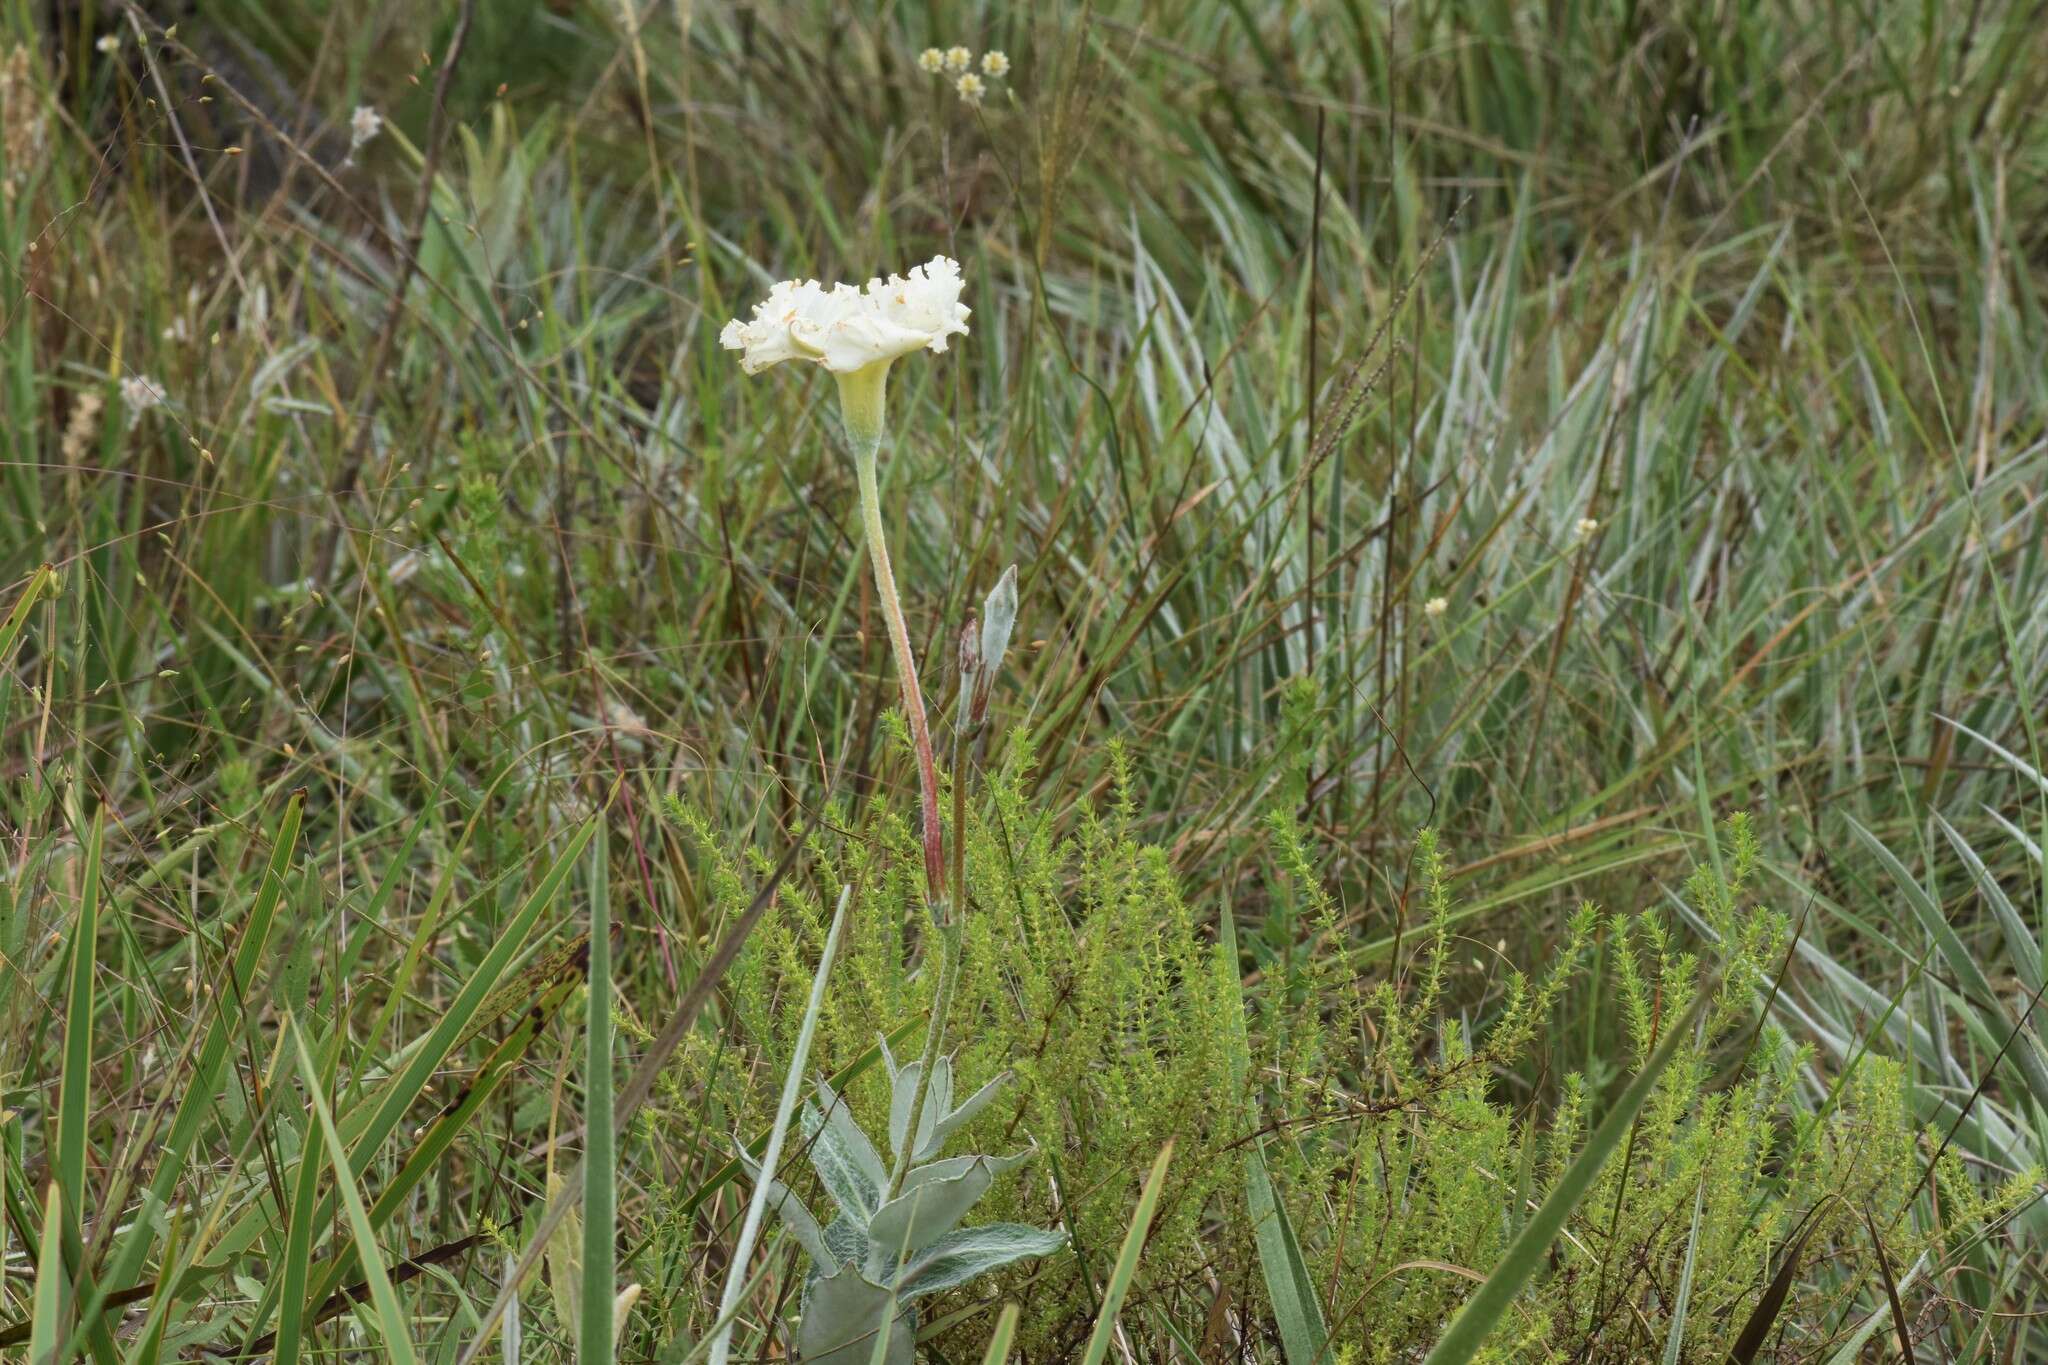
top-left (840, 363), bottom-right (945, 899)
top-left (720, 256), bottom-right (972, 905)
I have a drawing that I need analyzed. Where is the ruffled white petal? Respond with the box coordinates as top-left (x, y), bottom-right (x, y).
top-left (720, 257), bottom-right (970, 375)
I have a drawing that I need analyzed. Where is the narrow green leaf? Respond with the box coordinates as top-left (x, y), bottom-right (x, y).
top-left (1078, 1141), bottom-right (1174, 1365)
top-left (272, 1068), bottom-right (331, 1365)
top-left (30, 1183), bottom-right (65, 1365)
top-left (1421, 986), bottom-right (1712, 1364)
top-left (1220, 904), bottom-right (1329, 1364)
top-left (289, 1020), bottom-right (420, 1365)
top-left (712, 885), bottom-right (853, 1365)
top-left (1727, 1206), bottom-right (1827, 1364)
top-left (55, 811), bottom-right (103, 1236)
top-left (1659, 1182), bottom-right (1705, 1365)
top-left (580, 820), bottom-right (615, 1365)
top-left (977, 1302), bottom-right (1020, 1365)
top-left (1845, 815), bottom-right (2048, 1109)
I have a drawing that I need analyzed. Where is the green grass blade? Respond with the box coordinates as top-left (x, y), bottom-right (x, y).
top-left (30, 1183), bottom-right (65, 1365)
top-left (708, 883), bottom-right (852, 1365)
top-left (289, 1019), bottom-right (421, 1365)
top-left (1659, 1182), bottom-right (1705, 1365)
top-left (1078, 1141), bottom-right (1174, 1365)
top-left (1421, 987), bottom-right (1712, 1364)
top-left (284, 818), bottom-right (596, 1313)
top-left (1219, 903), bottom-right (1329, 1363)
top-left (1845, 814), bottom-right (2048, 1108)
top-left (272, 1053), bottom-right (332, 1365)
top-left (48, 810), bottom-right (118, 1365)
top-left (977, 1303), bottom-right (1020, 1364)
top-left (580, 819), bottom-right (615, 1365)
top-left (55, 810), bottom-right (101, 1236)
top-left (0, 564), bottom-right (58, 731)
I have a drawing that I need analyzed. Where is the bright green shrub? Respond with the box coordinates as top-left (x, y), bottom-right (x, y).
top-left (661, 741), bottom-right (2030, 1361)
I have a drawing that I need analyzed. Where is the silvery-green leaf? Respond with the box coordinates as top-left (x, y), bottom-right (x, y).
top-left (865, 1149), bottom-right (1035, 1274)
top-left (979, 566), bottom-right (1020, 678)
top-left (886, 1055), bottom-right (923, 1163)
top-left (899, 1223), bottom-right (1070, 1302)
top-left (733, 1139), bottom-right (834, 1269)
top-left (822, 1215), bottom-right (869, 1271)
top-left (927, 1057), bottom-right (955, 1125)
top-left (917, 1070), bottom-right (1011, 1162)
top-left (797, 1262), bottom-right (915, 1365)
top-left (803, 1080), bottom-right (884, 1219)
top-left (888, 1055), bottom-right (962, 1163)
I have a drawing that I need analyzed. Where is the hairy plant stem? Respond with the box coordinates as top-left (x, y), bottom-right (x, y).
top-left (842, 365), bottom-right (946, 904)
top-left (839, 362), bottom-right (959, 1201)
top-left (886, 711), bottom-right (978, 1199)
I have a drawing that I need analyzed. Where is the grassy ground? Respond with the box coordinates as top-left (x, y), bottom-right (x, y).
top-left (3, 0), bottom-right (2047, 1359)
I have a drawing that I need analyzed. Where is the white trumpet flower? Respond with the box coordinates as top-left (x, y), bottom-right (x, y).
top-left (722, 256), bottom-right (973, 903)
top-left (719, 257), bottom-right (970, 379)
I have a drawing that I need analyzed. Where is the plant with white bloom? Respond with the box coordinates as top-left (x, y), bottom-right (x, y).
top-left (1575, 516), bottom-right (1599, 540)
top-left (343, 104), bottom-right (382, 167)
top-left (95, 33), bottom-right (119, 55)
top-left (916, 47), bottom-right (944, 73)
top-left (119, 374), bottom-right (165, 426)
top-left (954, 72), bottom-right (984, 105)
top-left (943, 45), bottom-right (972, 73)
top-left (1423, 595), bottom-right (1448, 618)
top-left (723, 262), bottom-right (1049, 1362)
top-left (979, 50), bottom-right (1009, 76)
top-left (721, 255), bottom-right (966, 919)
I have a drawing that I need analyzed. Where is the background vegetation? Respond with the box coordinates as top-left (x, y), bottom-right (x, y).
top-left (2, 0), bottom-right (2046, 1359)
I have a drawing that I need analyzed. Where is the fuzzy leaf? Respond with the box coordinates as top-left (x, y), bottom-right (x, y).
top-left (866, 1150), bottom-right (1034, 1273)
top-left (919, 1070), bottom-right (1010, 1162)
top-left (979, 566), bottom-right (1020, 678)
top-left (900, 1223), bottom-right (1068, 1302)
top-left (822, 1215), bottom-right (869, 1271)
top-left (543, 1171), bottom-right (582, 1339)
top-left (797, 1262), bottom-right (915, 1365)
top-left (733, 1141), bottom-right (835, 1268)
top-left (885, 1055), bottom-right (948, 1164)
top-left (804, 1080), bottom-right (885, 1220)
top-left (882, 1037), bottom-right (918, 1161)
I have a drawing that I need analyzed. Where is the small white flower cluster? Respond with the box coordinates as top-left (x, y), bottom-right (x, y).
top-left (119, 374), bottom-right (166, 429)
top-left (350, 105), bottom-right (383, 148)
top-left (342, 104), bottom-right (382, 167)
top-left (916, 44), bottom-right (1009, 106)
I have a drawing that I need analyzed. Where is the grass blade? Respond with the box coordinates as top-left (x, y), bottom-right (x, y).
top-left (1727, 1205), bottom-right (1827, 1364)
top-left (55, 811), bottom-right (101, 1237)
top-left (708, 883), bottom-right (852, 1365)
top-left (1219, 903), bottom-right (1330, 1363)
top-left (1860, 1205), bottom-right (1917, 1365)
top-left (1845, 815), bottom-right (2048, 1109)
top-left (29, 1183), bottom-right (64, 1365)
top-left (289, 1019), bottom-right (421, 1365)
top-left (1421, 986), bottom-right (1712, 1364)
top-left (978, 1303), bottom-right (1021, 1364)
top-left (1078, 1141), bottom-right (1175, 1365)
top-left (581, 820), bottom-right (616, 1365)
top-left (1659, 1182), bottom-right (1705, 1365)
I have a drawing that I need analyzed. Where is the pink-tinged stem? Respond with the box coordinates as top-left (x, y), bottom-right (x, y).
top-left (843, 365), bottom-right (945, 905)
